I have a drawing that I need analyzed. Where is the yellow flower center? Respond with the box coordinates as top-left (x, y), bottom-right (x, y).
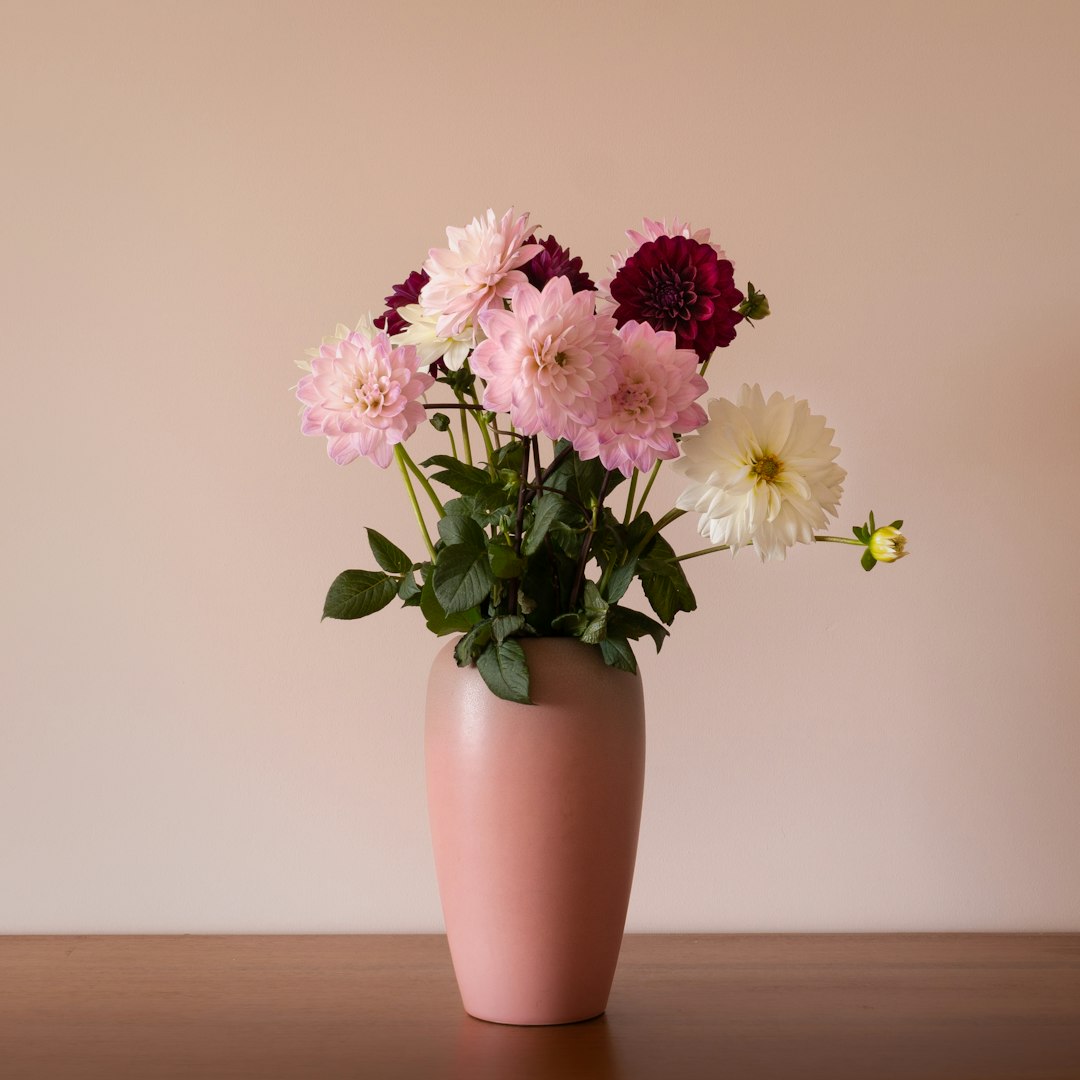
top-left (752, 454), bottom-right (782, 482)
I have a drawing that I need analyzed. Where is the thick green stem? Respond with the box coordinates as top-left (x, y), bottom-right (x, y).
top-left (457, 405), bottom-right (473, 466)
top-left (398, 443), bottom-right (445, 517)
top-left (634, 460), bottom-right (662, 517)
top-left (623, 469), bottom-right (639, 525)
top-left (395, 445), bottom-right (436, 559)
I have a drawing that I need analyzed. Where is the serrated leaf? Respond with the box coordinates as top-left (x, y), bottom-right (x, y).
top-left (861, 547), bottom-right (878, 572)
top-left (366, 528), bottom-right (412, 575)
top-left (488, 543), bottom-right (525, 580)
top-left (491, 614), bottom-right (525, 643)
top-left (454, 620), bottom-right (492, 666)
top-left (524, 492), bottom-right (576, 556)
top-left (600, 636), bottom-right (638, 674)
top-left (420, 576), bottom-right (480, 635)
top-left (433, 543), bottom-right (496, 614)
top-left (476, 640), bottom-right (532, 704)
top-left (437, 513), bottom-right (486, 550)
top-left (421, 455), bottom-right (492, 496)
top-left (609, 605), bottom-right (669, 653)
top-left (639, 536), bottom-right (697, 625)
top-left (398, 572), bottom-right (421, 606)
top-left (603, 559), bottom-right (638, 604)
top-left (322, 570), bottom-right (398, 621)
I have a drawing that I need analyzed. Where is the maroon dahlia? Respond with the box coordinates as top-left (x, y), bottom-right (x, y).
top-left (373, 268), bottom-right (429, 336)
top-left (608, 235), bottom-right (744, 361)
top-left (521, 234), bottom-right (595, 294)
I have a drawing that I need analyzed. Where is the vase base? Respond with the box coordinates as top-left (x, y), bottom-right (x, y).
top-left (465, 1008), bottom-right (606, 1027)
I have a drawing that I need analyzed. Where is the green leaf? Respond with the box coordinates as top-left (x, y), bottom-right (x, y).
top-left (890, 519), bottom-right (904, 530)
top-left (639, 536), bottom-right (697, 625)
top-left (491, 614), bottom-right (526, 643)
top-left (547, 443), bottom-right (624, 508)
top-left (602, 559), bottom-right (638, 603)
top-left (366, 528), bottom-right (412, 575)
top-left (397, 572), bottom-right (422, 606)
top-left (600, 636), bottom-right (638, 674)
top-left (322, 570), bottom-right (398, 621)
top-left (609, 605), bottom-right (669, 653)
top-left (524, 492), bottom-right (576, 556)
top-left (437, 513), bottom-right (486, 550)
top-left (454, 620), bottom-right (492, 666)
top-left (476, 640), bottom-right (532, 704)
top-left (868, 510), bottom-right (877, 533)
top-left (433, 543), bottom-right (496, 614)
top-left (421, 455), bottom-right (493, 496)
top-left (488, 542), bottom-right (525, 580)
top-left (420, 576), bottom-right (480, 635)
top-left (861, 547), bottom-right (878, 572)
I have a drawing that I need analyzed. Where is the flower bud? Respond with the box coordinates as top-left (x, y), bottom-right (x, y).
top-left (868, 525), bottom-right (908, 563)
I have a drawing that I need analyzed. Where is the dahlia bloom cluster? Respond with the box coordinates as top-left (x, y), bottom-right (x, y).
top-left (296, 209), bottom-right (906, 701)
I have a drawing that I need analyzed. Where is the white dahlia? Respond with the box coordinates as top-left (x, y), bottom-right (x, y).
top-left (393, 303), bottom-right (477, 371)
top-left (675, 384), bottom-right (846, 561)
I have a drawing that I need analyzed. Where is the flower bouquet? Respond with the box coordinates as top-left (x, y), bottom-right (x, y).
top-left (296, 208), bottom-right (907, 703)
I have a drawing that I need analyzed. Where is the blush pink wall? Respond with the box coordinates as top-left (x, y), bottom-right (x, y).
top-left (3, 0), bottom-right (1078, 932)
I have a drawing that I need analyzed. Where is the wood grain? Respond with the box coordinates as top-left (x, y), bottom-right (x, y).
top-left (1, 934), bottom-right (1078, 1079)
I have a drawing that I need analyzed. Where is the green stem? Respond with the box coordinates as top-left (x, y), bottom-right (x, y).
top-left (813, 535), bottom-right (864, 546)
top-left (634, 460), bottom-right (663, 517)
top-left (398, 443), bottom-right (445, 516)
top-left (467, 389), bottom-right (496, 466)
top-left (395, 445), bottom-right (436, 559)
top-left (623, 469), bottom-right (639, 525)
top-left (676, 543), bottom-right (730, 562)
top-left (457, 400), bottom-right (473, 466)
top-left (446, 425), bottom-right (458, 460)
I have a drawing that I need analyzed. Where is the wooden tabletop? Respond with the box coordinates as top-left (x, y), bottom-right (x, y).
top-left (2, 934), bottom-right (1078, 1079)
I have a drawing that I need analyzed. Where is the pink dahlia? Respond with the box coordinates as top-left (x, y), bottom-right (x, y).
top-left (470, 276), bottom-right (619, 441)
top-left (420, 209), bottom-right (542, 339)
top-left (574, 321), bottom-right (708, 477)
top-left (608, 235), bottom-right (744, 362)
top-left (373, 268), bottom-right (429, 336)
top-left (296, 330), bottom-right (434, 468)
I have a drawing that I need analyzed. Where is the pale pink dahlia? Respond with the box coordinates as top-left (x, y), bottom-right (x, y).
top-left (296, 330), bottom-right (434, 468)
top-left (470, 276), bottom-right (620, 441)
top-left (574, 321), bottom-right (708, 477)
top-left (420, 208), bottom-right (542, 339)
top-left (598, 217), bottom-right (726, 309)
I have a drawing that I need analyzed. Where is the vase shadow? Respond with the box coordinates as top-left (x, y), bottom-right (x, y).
top-left (451, 1009), bottom-right (618, 1080)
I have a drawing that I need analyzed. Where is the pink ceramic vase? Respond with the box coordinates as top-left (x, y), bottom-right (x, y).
top-left (425, 637), bottom-right (646, 1026)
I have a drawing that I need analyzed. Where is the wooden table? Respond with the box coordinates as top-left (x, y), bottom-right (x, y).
top-left (2, 935), bottom-right (1078, 1078)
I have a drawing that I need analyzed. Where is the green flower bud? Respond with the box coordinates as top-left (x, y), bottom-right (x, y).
top-left (868, 525), bottom-right (908, 563)
top-left (738, 282), bottom-right (771, 322)
top-left (429, 412), bottom-right (451, 432)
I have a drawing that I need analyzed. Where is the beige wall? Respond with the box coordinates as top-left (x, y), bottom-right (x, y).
top-left (3, 0), bottom-right (1079, 932)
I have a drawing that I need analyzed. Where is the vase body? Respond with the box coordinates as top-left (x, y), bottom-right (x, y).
top-left (425, 637), bottom-right (646, 1026)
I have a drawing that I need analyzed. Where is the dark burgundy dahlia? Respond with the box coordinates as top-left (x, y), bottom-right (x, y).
top-left (608, 235), bottom-right (744, 361)
top-left (521, 234), bottom-right (595, 293)
top-left (373, 268), bottom-right (429, 336)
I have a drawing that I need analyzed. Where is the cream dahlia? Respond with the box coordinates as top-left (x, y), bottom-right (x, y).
top-left (575, 321), bottom-right (708, 477)
top-left (470, 277), bottom-right (620, 442)
top-left (393, 303), bottom-right (476, 372)
top-left (296, 330), bottom-right (434, 468)
top-left (674, 384), bottom-right (846, 561)
top-left (420, 208), bottom-right (542, 339)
